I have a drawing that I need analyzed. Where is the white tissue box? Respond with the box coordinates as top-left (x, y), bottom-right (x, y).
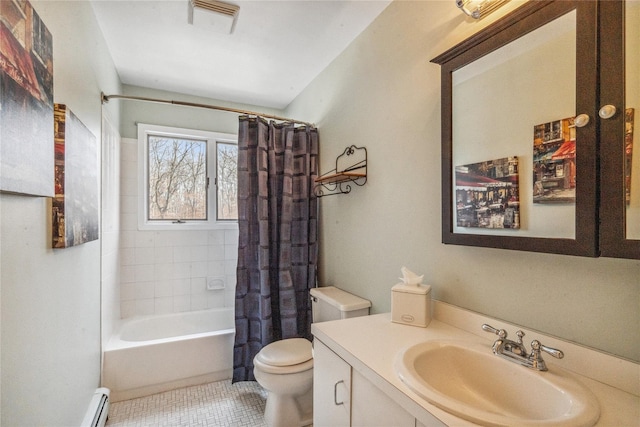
top-left (391, 283), bottom-right (431, 327)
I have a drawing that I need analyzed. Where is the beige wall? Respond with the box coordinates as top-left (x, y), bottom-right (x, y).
top-left (287, 0), bottom-right (640, 361)
top-left (1, 1), bottom-right (121, 425)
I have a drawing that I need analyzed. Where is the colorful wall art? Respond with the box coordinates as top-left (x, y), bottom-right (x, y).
top-left (532, 116), bottom-right (576, 204)
top-left (1, 0), bottom-right (54, 196)
top-left (455, 156), bottom-right (520, 229)
top-left (52, 104), bottom-right (99, 248)
top-left (625, 108), bottom-right (635, 204)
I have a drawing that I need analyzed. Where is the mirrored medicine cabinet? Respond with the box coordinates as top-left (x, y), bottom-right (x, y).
top-left (432, 0), bottom-right (639, 259)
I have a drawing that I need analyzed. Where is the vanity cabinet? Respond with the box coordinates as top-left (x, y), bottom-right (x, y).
top-left (313, 339), bottom-right (351, 427)
top-left (351, 370), bottom-right (415, 427)
top-left (432, 0), bottom-right (639, 259)
top-left (312, 313), bottom-right (639, 427)
top-left (314, 338), bottom-right (439, 427)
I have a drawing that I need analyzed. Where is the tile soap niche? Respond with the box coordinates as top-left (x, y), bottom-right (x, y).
top-left (207, 277), bottom-right (225, 291)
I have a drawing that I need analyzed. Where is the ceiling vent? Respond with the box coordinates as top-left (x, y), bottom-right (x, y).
top-left (188, 0), bottom-right (240, 34)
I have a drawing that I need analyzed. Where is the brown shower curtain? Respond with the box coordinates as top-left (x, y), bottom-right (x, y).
top-left (233, 116), bottom-right (319, 382)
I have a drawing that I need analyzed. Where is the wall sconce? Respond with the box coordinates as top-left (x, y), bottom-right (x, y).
top-left (456, 0), bottom-right (510, 19)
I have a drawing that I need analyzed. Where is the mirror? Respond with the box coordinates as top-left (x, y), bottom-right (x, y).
top-left (432, 1), bottom-right (599, 256)
top-left (625, 0), bottom-right (639, 240)
top-left (452, 11), bottom-right (576, 239)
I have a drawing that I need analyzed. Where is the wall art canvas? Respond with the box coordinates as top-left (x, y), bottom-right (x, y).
top-left (455, 156), bottom-right (520, 229)
top-left (532, 116), bottom-right (576, 203)
top-left (1, 0), bottom-right (54, 196)
top-left (625, 108), bottom-right (634, 204)
top-left (52, 104), bottom-right (99, 248)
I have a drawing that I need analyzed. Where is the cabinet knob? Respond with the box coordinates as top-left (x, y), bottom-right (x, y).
top-left (574, 114), bottom-right (590, 128)
top-left (599, 104), bottom-right (617, 119)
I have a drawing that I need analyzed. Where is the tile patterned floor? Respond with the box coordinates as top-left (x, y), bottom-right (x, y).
top-left (106, 380), bottom-right (268, 427)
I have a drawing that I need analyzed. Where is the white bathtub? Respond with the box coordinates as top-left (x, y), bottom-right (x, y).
top-left (102, 308), bottom-right (234, 402)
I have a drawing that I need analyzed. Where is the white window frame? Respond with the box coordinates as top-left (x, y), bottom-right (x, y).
top-left (137, 123), bottom-right (238, 230)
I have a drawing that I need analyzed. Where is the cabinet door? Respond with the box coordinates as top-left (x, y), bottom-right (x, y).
top-left (599, 0), bottom-right (640, 259)
top-left (432, 1), bottom-right (600, 257)
top-left (351, 369), bottom-right (416, 427)
top-left (313, 339), bottom-right (351, 427)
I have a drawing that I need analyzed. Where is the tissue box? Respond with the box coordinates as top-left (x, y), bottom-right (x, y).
top-left (391, 283), bottom-right (431, 327)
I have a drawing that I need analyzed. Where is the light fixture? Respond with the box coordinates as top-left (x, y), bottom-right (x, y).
top-left (456, 0), bottom-right (510, 20)
top-left (188, 0), bottom-right (240, 34)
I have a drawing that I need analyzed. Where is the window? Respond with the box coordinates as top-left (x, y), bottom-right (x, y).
top-left (216, 141), bottom-right (238, 220)
top-left (147, 135), bottom-right (207, 221)
top-left (138, 124), bottom-right (237, 230)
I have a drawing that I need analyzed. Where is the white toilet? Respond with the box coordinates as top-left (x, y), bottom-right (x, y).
top-left (253, 286), bottom-right (371, 427)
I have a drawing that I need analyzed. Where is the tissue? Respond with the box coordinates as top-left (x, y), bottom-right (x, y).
top-left (399, 266), bottom-right (424, 286)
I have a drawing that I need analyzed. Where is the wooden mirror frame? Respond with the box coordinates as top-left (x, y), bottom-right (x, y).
top-left (598, 0), bottom-right (640, 259)
top-left (431, 1), bottom-right (599, 257)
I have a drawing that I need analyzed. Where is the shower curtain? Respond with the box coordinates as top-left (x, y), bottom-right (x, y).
top-left (233, 116), bottom-right (319, 382)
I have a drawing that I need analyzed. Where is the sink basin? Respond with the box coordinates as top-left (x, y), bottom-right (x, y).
top-left (396, 340), bottom-right (600, 426)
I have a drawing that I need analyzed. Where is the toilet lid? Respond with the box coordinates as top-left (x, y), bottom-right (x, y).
top-left (256, 338), bottom-right (312, 367)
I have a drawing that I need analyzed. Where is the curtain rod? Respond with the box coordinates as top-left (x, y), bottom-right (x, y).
top-left (101, 93), bottom-right (315, 127)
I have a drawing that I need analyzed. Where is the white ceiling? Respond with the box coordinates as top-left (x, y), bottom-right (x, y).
top-left (90, 0), bottom-right (392, 109)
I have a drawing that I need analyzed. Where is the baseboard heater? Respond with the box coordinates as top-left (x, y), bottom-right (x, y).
top-left (81, 387), bottom-right (110, 427)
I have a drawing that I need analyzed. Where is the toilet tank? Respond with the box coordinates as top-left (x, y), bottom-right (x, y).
top-left (310, 286), bottom-right (371, 323)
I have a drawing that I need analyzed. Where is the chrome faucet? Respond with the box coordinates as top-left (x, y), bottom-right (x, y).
top-left (482, 324), bottom-right (564, 371)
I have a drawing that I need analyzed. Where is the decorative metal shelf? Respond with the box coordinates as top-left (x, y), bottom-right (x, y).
top-left (314, 145), bottom-right (367, 197)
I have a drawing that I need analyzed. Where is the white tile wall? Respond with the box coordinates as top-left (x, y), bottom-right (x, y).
top-left (119, 138), bottom-right (237, 318)
top-left (101, 114), bottom-right (122, 343)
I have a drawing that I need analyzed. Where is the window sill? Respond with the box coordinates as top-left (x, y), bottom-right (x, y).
top-left (137, 220), bottom-right (238, 231)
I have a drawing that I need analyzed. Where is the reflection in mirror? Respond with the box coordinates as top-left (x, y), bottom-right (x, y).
top-left (452, 11), bottom-right (576, 238)
top-left (626, 0), bottom-right (639, 240)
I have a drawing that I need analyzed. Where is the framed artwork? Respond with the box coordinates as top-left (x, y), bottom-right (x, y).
top-left (1, 0), bottom-right (54, 196)
top-left (625, 108), bottom-right (634, 204)
top-left (455, 156), bottom-right (520, 229)
top-left (52, 104), bottom-right (99, 248)
top-left (532, 116), bottom-right (576, 204)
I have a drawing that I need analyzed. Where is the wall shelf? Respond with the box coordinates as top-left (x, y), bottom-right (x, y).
top-left (314, 145), bottom-right (367, 197)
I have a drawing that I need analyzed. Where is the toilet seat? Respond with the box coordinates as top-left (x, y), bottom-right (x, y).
top-left (254, 338), bottom-right (313, 374)
top-left (257, 338), bottom-right (312, 366)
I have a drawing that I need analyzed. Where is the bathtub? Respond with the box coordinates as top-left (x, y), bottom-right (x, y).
top-left (102, 308), bottom-right (234, 402)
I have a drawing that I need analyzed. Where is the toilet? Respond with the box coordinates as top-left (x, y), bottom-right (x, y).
top-left (253, 286), bottom-right (371, 427)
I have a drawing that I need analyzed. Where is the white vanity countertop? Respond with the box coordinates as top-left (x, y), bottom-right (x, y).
top-left (311, 305), bottom-right (639, 426)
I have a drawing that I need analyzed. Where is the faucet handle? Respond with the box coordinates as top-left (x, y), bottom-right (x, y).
top-left (482, 324), bottom-right (507, 339)
top-left (516, 330), bottom-right (525, 345)
top-left (529, 340), bottom-right (564, 371)
top-left (531, 340), bottom-right (564, 359)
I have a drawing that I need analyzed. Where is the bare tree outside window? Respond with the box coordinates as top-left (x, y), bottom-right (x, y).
top-left (148, 136), bottom-right (207, 220)
top-left (217, 142), bottom-right (238, 220)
